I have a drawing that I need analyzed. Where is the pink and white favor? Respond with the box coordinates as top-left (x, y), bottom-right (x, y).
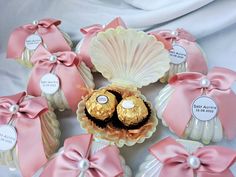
top-left (7, 18), bottom-right (72, 68)
top-left (150, 28), bottom-right (208, 82)
top-left (155, 67), bottom-right (236, 144)
top-left (137, 137), bottom-right (236, 177)
top-left (0, 92), bottom-right (60, 177)
top-left (27, 46), bottom-right (94, 111)
top-left (36, 134), bottom-right (131, 177)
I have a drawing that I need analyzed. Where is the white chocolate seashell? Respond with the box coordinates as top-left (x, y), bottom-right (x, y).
top-left (155, 85), bottom-right (223, 144)
top-left (160, 43), bottom-right (207, 83)
top-left (136, 139), bottom-right (203, 177)
top-left (33, 139), bottom-right (132, 177)
top-left (89, 27), bottom-right (170, 88)
top-left (42, 61), bottom-right (95, 111)
top-left (0, 109), bottom-right (60, 171)
top-left (17, 30), bottom-right (73, 68)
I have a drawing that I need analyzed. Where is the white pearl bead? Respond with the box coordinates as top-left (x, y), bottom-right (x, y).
top-left (187, 156), bottom-right (201, 169)
top-left (49, 55), bottom-right (57, 62)
top-left (32, 20), bottom-right (39, 25)
top-left (171, 30), bottom-right (178, 36)
top-left (200, 78), bottom-right (210, 88)
top-left (9, 104), bottom-right (19, 114)
top-left (78, 159), bottom-right (90, 171)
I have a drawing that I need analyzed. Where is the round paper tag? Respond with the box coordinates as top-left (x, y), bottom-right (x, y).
top-left (40, 73), bottom-right (60, 94)
top-left (0, 125), bottom-right (17, 151)
top-left (96, 95), bottom-right (108, 104)
top-left (169, 44), bottom-right (187, 64)
top-left (25, 34), bottom-right (42, 50)
top-left (122, 100), bottom-right (134, 109)
top-left (192, 96), bottom-right (218, 121)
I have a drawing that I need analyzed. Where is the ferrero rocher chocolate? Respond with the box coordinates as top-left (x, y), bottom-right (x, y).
top-left (85, 89), bottom-right (117, 120)
top-left (117, 96), bottom-right (148, 127)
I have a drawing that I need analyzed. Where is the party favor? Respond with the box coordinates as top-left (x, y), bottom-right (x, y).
top-left (0, 92), bottom-right (60, 177)
top-left (27, 46), bottom-right (94, 111)
top-left (75, 17), bottom-right (126, 70)
top-left (155, 67), bottom-right (236, 144)
top-left (150, 28), bottom-right (208, 82)
top-left (7, 18), bottom-right (72, 68)
top-left (137, 137), bottom-right (236, 177)
top-left (37, 134), bottom-right (131, 177)
top-left (77, 27), bottom-right (170, 147)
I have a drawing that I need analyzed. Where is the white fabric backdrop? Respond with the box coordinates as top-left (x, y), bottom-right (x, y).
top-left (1, 0), bottom-right (236, 176)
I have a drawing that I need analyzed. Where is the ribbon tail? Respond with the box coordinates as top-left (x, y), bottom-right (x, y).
top-left (39, 25), bottom-right (71, 52)
top-left (7, 27), bottom-right (34, 58)
top-left (89, 146), bottom-right (123, 177)
top-left (104, 17), bottom-right (127, 30)
top-left (27, 62), bottom-right (51, 96)
top-left (17, 117), bottom-right (47, 177)
top-left (163, 85), bottom-right (200, 137)
top-left (211, 90), bottom-right (236, 139)
top-left (198, 170), bottom-right (234, 177)
top-left (55, 64), bottom-right (88, 112)
top-left (159, 164), bottom-right (193, 177)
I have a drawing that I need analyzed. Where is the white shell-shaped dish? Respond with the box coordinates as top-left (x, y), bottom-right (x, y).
top-left (160, 43), bottom-right (207, 83)
top-left (77, 86), bottom-right (158, 147)
top-left (17, 30), bottom-right (73, 68)
top-left (89, 27), bottom-right (170, 88)
top-left (33, 139), bottom-right (132, 177)
top-left (42, 61), bottom-right (95, 111)
top-left (155, 84), bottom-right (223, 144)
top-left (136, 139), bottom-right (203, 177)
top-left (0, 109), bottom-right (60, 171)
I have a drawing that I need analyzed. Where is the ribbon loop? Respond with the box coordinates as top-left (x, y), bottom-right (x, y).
top-left (40, 134), bottom-right (123, 177)
top-left (149, 137), bottom-right (236, 177)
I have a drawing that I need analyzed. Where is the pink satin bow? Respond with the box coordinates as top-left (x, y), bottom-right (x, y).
top-left (150, 28), bottom-right (207, 75)
top-left (163, 67), bottom-right (236, 139)
top-left (78, 17), bottom-right (126, 68)
top-left (40, 134), bottom-right (123, 177)
top-left (27, 46), bottom-right (87, 111)
top-left (0, 92), bottom-right (48, 177)
top-left (149, 137), bottom-right (236, 177)
top-left (7, 18), bottom-right (71, 58)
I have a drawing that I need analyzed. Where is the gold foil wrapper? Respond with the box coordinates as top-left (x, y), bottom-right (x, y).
top-left (117, 96), bottom-right (148, 126)
top-left (85, 89), bottom-right (117, 120)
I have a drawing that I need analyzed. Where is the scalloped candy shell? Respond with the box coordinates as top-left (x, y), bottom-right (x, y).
top-left (90, 27), bottom-right (170, 88)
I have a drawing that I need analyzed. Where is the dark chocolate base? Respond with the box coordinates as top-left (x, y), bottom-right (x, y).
top-left (111, 101), bottom-right (152, 130)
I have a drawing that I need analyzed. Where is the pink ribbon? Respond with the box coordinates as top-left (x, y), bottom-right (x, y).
top-left (7, 18), bottom-right (71, 58)
top-left (27, 46), bottom-right (88, 111)
top-left (0, 92), bottom-right (48, 177)
top-left (150, 28), bottom-right (207, 75)
top-left (40, 134), bottom-right (123, 177)
top-left (149, 137), bottom-right (236, 177)
top-left (78, 17), bottom-right (127, 68)
top-left (163, 67), bottom-right (236, 139)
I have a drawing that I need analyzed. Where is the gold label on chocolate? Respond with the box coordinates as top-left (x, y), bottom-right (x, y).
top-left (122, 100), bottom-right (134, 109)
top-left (96, 95), bottom-right (108, 104)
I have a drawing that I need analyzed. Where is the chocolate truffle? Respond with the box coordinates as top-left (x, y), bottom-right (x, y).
top-left (85, 89), bottom-right (118, 126)
top-left (116, 96), bottom-right (149, 128)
